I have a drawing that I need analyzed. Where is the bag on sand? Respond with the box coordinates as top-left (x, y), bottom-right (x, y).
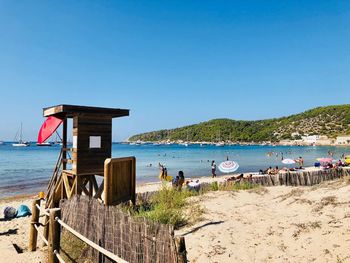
top-left (17, 205), bottom-right (31, 217)
top-left (4, 206), bottom-right (17, 219)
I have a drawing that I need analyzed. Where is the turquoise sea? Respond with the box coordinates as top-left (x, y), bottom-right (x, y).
top-left (0, 143), bottom-right (349, 198)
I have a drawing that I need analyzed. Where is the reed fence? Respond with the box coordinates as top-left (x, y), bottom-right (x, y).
top-left (59, 195), bottom-right (186, 263)
top-left (250, 167), bottom-right (350, 187)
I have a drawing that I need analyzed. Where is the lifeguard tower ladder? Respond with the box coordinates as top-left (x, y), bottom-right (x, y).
top-left (43, 104), bottom-right (134, 209)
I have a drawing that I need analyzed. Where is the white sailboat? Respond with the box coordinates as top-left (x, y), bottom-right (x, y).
top-left (12, 123), bottom-right (30, 147)
top-left (215, 131), bottom-right (225, 147)
top-left (181, 131), bottom-right (189, 146)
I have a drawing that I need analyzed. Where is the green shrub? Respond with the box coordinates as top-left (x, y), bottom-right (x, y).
top-left (211, 181), bottom-right (219, 191)
top-left (135, 186), bottom-right (196, 228)
top-left (130, 181), bottom-right (260, 228)
top-left (218, 181), bottom-right (260, 191)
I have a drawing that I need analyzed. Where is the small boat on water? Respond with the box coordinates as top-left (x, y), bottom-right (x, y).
top-left (13, 142), bottom-right (30, 147)
top-left (37, 142), bottom-right (52, 146)
top-left (12, 123), bottom-right (30, 147)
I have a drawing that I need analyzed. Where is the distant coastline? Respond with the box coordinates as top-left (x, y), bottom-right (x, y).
top-left (129, 104), bottom-right (350, 146)
top-left (124, 139), bottom-right (349, 147)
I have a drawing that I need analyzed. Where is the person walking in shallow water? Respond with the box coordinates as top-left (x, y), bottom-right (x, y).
top-left (211, 160), bottom-right (217, 178)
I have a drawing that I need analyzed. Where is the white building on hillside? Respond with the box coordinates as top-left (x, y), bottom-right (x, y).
top-left (301, 135), bottom-right (320, 144)
top-left (335, 135), bottom-right (350, 145)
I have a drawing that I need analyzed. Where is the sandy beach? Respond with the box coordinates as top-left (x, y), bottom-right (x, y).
top-left (2, 171), bottom-right (350, 263)
top-left (0, 195), bottom-right (46, 263)
top-left (177, 178), bottom-right (350, 262)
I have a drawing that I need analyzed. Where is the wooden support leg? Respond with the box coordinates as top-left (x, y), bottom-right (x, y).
top-left (91, 176), bottom-right (99, 194)
top-left (48, 208), bottom-right (61, 263)
top-left (76, 176), bottom-right (83, 195)
top-left (89, 176), bottom-right (93, 196)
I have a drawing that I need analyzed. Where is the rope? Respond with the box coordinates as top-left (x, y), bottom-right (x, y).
top-left (55, 217), bottom-right (128, 263)
top-left (35, 204), bottom-right (50, 217)
top-left (31, 222), bottom-right (48, 227)
top-left (54, 250), bottom-right (66, 263)
top-left (34, 224), bottom-right (48, 245)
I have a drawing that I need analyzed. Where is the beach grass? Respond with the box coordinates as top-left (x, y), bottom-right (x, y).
top-left (128, 181), bottom-right (261, 228)
top-left (134, 186), bottom-right (196, 227)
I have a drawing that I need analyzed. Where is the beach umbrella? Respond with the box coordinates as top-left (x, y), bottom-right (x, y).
top-left (218, 160), bottom-right (239, 173)
top-left (37, 116), bottom-right (63, 143)
top-left (317, 157), bottom-right (333, 163)
top-left (282, 158), bottom-right (296, 165)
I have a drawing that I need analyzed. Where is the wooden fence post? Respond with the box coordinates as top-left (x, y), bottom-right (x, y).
top-left (48, 208), bottom-right (61, 263)
top-left (175, 236), bottom-right (187, 263)
top-left (28, 199), bottom-right (41, 251)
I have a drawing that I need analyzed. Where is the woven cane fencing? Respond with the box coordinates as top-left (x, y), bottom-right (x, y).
top-left (177, 168), bottom-right (350, 191)
top-left (250, 167), bottom-right (350, 187)
top-left (60, 195), bottom-right (182, 263)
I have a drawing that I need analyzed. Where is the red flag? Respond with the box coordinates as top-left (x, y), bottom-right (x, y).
top-left (37, 116), bottom-right (63, 143)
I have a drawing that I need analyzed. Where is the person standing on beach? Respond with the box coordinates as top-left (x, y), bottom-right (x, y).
top-left (159, 163), bottom-right (168, 180)
top-left (178, 171), bottom-right (185, 191)
top-left (211, 160), bottom-right (217, 178)
top-left (172, 175), bottom-right (179, 188)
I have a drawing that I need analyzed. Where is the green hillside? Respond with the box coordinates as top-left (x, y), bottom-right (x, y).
top-left (129, 105), bottom-right (350, 142)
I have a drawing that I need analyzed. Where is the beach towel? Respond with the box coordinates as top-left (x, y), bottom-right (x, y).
top-left (187, 181), bottom-right (201, 191)
top-left (17, 205), bottom-right (31, 217)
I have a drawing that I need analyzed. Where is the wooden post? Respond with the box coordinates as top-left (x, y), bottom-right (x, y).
top-left (28, 199), bottom-right (41, 251)
top-left (175, 236), bottom-right (187, 263)
top-left (62, 118), bottom-right (67, 171)
top-left (48, 208), bottom-right (61, 263)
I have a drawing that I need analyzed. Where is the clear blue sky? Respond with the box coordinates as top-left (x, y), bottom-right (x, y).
top-left (1, 1), bottom-right (349, 141)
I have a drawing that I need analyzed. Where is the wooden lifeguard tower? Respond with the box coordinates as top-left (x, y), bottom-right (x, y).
top-left (44, 104), bottom-right (135, 209)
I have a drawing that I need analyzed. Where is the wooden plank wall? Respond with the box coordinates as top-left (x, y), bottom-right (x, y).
top-left (104, 157), bottom-right (136, 205)
top-left (73, 116), bottom-right (112, 175)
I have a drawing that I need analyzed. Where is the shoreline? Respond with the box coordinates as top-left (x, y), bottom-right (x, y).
top-left (1, 143), bottom-right (349, 199)
top-left (125, 140), bottom-right (350, 147)
top-left (0, 166), bottom-right (336, 202)
top-left (0, 174), bottom-right (231, 202)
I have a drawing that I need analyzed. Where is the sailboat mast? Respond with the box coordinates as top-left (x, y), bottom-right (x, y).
top-left (20, 122), bottom-right (23, 143)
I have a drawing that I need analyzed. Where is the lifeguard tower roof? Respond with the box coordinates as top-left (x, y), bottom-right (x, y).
top-left (43, 104), bottom-right (129, 118)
